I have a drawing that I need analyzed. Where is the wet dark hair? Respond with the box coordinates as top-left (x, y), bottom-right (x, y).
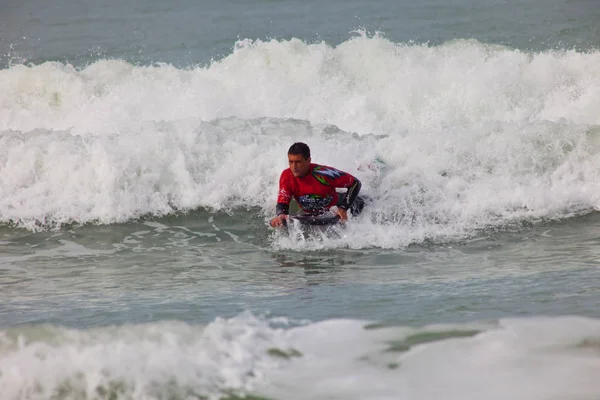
top-left (288, 142), bottom-right (310, 159)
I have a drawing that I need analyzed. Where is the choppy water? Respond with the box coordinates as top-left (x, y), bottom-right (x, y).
top-left (1, 0), bottom-right (600, 398)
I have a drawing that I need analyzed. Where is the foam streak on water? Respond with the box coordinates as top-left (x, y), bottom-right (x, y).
top-left (1, 313), bottom-right (600, 400)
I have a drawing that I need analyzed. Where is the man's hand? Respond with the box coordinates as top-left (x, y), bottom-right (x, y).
top-left (335, 208), bottom-right (348, 222)
top-left (269, 214), bottom-right (288, 228)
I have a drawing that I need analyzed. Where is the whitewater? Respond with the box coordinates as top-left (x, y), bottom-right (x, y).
top-left (2, 36), bottom-right (600, 248)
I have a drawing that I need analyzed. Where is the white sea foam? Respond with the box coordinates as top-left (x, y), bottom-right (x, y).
top-left (2, 35), bottom-right (600, 134)
top-left (1, 36), bottom-right (600, 246)
top-left (1, 313), bottom-right (599, 400)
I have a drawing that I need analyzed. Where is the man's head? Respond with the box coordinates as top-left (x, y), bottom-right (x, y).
top-left (288, 142), bottom-right (311, 177)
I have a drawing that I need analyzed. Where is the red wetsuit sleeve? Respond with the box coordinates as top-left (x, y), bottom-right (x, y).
top-left (314, 165), bottom-right (356, 188)
top-left (277, 170), bottom-right (293, 204)
top-left (275, 170), bottom-right (293, 215)
top-left (331, 172), bottom-right (356, 188)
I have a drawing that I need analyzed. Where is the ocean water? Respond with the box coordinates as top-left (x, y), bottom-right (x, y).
top-left (2, 0), bottom-right (600, 399)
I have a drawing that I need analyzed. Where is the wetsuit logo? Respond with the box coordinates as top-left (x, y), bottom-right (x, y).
top-left (312, 166), bottom-right (345, 185)
top-left (297, 194), bottom-right (333, 211)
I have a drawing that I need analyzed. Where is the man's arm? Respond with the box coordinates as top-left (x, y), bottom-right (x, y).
top-left (311, 165), bottom-right (363, 219)
top-left (319, 167), bottom-right (361, 221)
top-left (315, 166), bottom-right (361, 210)
top-left (338, 177), bottom-right (361, 211)
top-left (270, 172), bottom-right (292, 227)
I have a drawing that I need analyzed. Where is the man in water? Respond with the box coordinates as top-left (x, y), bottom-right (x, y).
top-left (270, 142), bottom-right (364, 227)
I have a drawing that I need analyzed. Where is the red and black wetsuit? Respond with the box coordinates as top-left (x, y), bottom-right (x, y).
top-left (275, 164), bottom-right (362, 216)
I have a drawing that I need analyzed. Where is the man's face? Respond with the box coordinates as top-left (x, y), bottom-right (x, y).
top-left (288, 153), bottom-right (311, 177)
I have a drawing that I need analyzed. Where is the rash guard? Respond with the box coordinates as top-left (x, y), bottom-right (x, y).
top-left (275, 164), bottom-right (361, 215)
